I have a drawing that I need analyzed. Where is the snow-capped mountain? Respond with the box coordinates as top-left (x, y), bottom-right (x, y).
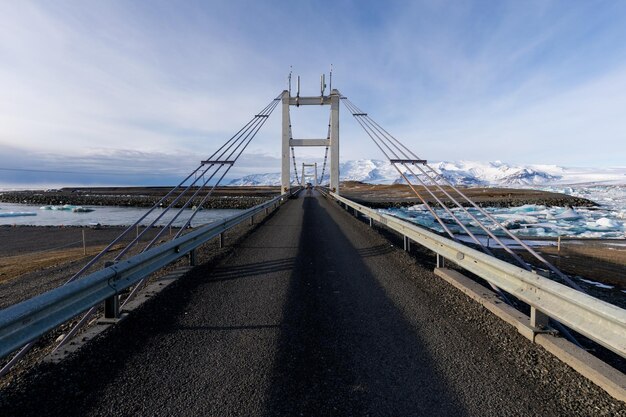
top-left (228, 160), bottom-right (626, 187)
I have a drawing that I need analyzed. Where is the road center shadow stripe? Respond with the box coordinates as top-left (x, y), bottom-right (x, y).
top-left (262, 192), bottom-right (469, 416)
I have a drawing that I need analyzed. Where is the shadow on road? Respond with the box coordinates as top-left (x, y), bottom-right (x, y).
top-left (206, 258), bottom-right (296, 282)
top-left (262, 192), bottom-right (469, 416)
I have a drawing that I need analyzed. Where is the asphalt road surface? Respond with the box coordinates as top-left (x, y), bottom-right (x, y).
top-left (1, 191), bottom-right (623, 416)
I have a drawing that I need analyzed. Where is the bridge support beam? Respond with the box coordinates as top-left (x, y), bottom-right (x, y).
top-left (436, 253), bottom-right (445, 268)
top-left (281, 90), bottom-right (291, 195)
top-left (301, 162), bottom-right (318, 186)
top-left (530, 307), bottom-right (550, 330)
top-left (330, 89), bottom-right (340, 194)
top-left (280, 88), bottom-right (340, 195)
top-left (103, 261), bottom-right (120, 319)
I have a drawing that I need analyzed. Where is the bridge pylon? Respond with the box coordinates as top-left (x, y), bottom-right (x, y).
top-left (301, 162), bottom-right (318, 186)
top-left (281, 88), bottom-right (340, 194)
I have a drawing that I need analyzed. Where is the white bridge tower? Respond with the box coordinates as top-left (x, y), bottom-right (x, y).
top-left (301, 162), bottom-right (318, 186)
top-left (281, 76), bottom-right (339, 195)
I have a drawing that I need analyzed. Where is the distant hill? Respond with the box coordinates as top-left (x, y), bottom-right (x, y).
top-left (228, 159), bottom-right (626, 187)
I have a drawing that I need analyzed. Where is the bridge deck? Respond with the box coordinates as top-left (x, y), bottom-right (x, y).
top-left (1, 191), bottom-right (618, 416)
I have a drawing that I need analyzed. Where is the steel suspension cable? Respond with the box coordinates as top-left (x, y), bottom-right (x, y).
top-left (286, 110), bottom-right (301, 185)
top-left (170, 98), bottom-right (280, 238)
top-left (144, 100), bottom-right (279, 250)
top-left (112, 99), bottom-right (278, 262)
top-left (117, 98), bottom-right (281, 308)
top-left (291, 147), bottom-right (300, 185)
top-left (318, 116), bottom-right (331, 185)
top-left (346, 98), bottom-right (528, 259)
top-left (342, 99), bottom-right (518, 260)
top-left (341, 99), bottom-right (456, 239)
top-left (319, 147), bottom-right (329, 185)
top-left (342, 99), bottom-right (517, 305)
top-left (342, 99), bottom-right (525, 303)
top-left (51, 94), bottom-right (282, 353)
top-left (342, 95), bottom-right (584, 345)
top-left (343, 97), bottom-right (581, 291)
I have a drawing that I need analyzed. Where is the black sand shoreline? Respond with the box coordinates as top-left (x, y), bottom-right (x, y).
top-left (0, 183), bottom-right (597, 209)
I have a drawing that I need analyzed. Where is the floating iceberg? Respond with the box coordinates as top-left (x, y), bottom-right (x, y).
top-left (595, 217), bottom-right (622, 228)
top-left (72, 207), bottom-right (95, 213)
top-left (407, 204), bottom-right (429, 211)
top-left (0, 212), bottom-right (37, 218)
top-left (585, 217), bottom-right (623, 231)
top-left (40, 205), bottom-right (94, 213)
top-left (507, 204), bottom-right (546, 214)
top-left (554, 208), bottom-right (582, 220)
top-left (381, 184), bottom-right (626, 239)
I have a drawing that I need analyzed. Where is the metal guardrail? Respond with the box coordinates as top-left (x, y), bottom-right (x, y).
top-left (324, 190), bottom-right (626, 359)
top-left (0, 193), bottom-right (289, 359)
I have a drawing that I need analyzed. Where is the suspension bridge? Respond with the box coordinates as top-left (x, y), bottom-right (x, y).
top-left (0, 76), bottom-right (625, 416)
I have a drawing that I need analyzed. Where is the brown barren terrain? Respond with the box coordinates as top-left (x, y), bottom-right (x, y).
top-left (0, 185), bottom-right (622, 309)
top-left (340, 181), bottom-right (596, 208)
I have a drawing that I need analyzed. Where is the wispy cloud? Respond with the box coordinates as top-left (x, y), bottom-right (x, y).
top-left (1, 0), bottom-right (625, 188)
top-left (0, 145), bottom-right (288, 187)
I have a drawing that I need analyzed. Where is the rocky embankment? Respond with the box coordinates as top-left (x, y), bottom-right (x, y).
top-left (353, 195), bottom-right (597, 209)
top-left (339, 182), bottom-right (597, 209)
top-left (0, 191), bottom-right (271, 210)
top-left (1, 184), bottom-right (597, 210)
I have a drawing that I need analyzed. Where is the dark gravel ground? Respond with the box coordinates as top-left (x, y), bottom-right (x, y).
top-left (0, 211), bottom-right (273, 387)
top-left (0, 225), bottom-right (147, 258)
top-left (0, 226), bottom-right (165, 309)
top-left (0, 191), bottom-right (623, 416)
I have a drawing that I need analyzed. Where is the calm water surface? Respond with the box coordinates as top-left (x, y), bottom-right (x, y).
top-left (0, 202), bottom-right (242, 227)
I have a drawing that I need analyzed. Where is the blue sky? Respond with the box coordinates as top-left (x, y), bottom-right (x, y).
top-left (1, 0), bottom-right (625, 186)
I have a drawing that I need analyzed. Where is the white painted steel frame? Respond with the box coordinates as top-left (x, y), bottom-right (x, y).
top-left (301, 163), bottom-right (318, 186)
top-left (325, 191), bottom-right (626, 359)
top-left (281, 89), bottom-right (340, 195)
top-left (290, 139), bottom-right (330, 147)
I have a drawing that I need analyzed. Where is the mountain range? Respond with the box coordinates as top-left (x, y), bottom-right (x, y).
top-left (228, 160), bottom-right (626, 187)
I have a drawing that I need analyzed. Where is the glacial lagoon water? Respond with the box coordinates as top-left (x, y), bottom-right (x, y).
top-left (383, 185), bottom-right (626, 239)
top-left (0, 202), bottom-right (242, 227)
top-left (2, 186), bottom-right (625, 238)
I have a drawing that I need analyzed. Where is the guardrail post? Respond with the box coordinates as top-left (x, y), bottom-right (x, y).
top-left (354, 208), bottom-right (358, 217)
top-left (369, 217), bottom-right (373, 227)
top-left (265, 207), bottom-right (269, 215)
top-left (103, 261), bottom-right (120, 319)
top-left (403, 236), bottom-right (411, 252)
top-left (104, 295), bottom-right (120, 319)
top-left (219, 233), bottom-right (224, 248)
top-left (530, 307), bottom-right (550, 330)
top-left (249, 215), bottom-right (254, 226)
top-left (436, 253), bottom-right (445, 268)
top-left (189, 249), bottom-right (197, 266)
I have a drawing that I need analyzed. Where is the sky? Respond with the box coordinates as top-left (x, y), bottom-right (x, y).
top-left (1, 0), bottom-right (625, 187)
